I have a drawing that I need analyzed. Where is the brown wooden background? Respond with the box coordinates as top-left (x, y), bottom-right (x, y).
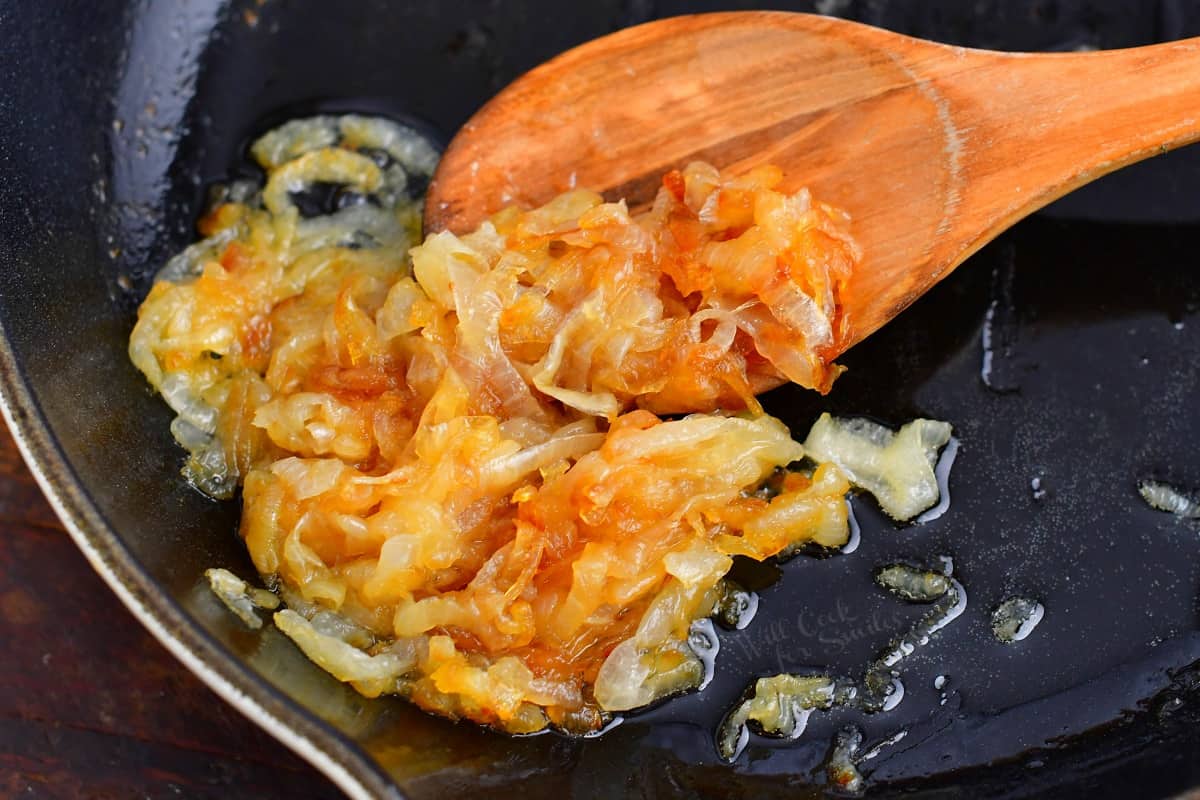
top-left (0, 425), bottom-right (343, 799)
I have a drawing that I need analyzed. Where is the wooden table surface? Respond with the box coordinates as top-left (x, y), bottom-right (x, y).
top-left (0, 424), bottom-right (344, 799)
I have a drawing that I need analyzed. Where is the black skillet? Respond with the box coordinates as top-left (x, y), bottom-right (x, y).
top-left (3, 1), bottom-right (1200, 797)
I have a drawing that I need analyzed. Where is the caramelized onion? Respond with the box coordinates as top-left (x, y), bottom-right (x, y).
top-left (128, 114), bottom-right (922, 734)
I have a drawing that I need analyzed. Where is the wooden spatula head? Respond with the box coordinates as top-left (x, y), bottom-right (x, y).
top-left (426, 12), bottom-right (1200, 353)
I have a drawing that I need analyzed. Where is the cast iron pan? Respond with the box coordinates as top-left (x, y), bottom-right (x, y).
top-left (3, 1), bottom-right (1200, 797)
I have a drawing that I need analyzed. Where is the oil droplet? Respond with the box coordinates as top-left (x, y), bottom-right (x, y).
top-left (688, 618), bottom-right (719, 691)
top-left (712, 582), bottom-right (758, 631)
top-left (915, 436), bottom-right (959, 524)
top-left (934, 674), bottom-right (950, 705)
top-left (841, 499), bottom-right (861, 554)
top-left (1158, 696), bottom-right (1185, 720)
top-left (880, 676), bottom-right (905, 712)
top-left (980, 252), bottom-right (1020, 393)
top-left (991, 596), bottom-right (1044, 643)
top-left (860, 728), bottom-right (908, 761)
top-left (579, 715), bottom-right (624, 738)
top-left (981, 299), bottom-right (998, 388)
top-left (1031, 476), bottom-right (1047, 501)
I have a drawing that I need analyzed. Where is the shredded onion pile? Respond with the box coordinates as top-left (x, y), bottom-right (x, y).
top-left (130, 115), bottom-right (889, 734)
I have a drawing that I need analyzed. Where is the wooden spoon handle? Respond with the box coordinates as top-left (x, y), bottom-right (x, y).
top-left (921, 39), bottom-right (1200, 275)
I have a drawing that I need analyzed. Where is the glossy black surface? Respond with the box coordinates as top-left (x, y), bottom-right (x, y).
top-left (3, 1), bottom-right (1200, 797)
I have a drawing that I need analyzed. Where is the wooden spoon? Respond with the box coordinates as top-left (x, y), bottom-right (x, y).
top-left (424, 11), bottom-right (1200, 354)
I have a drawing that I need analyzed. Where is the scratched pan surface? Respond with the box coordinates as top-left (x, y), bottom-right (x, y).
top-left (3, 0), bottom-right (1200, 797)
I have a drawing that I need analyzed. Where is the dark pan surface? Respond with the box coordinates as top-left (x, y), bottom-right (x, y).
top-left (3, 1), bottom-right (1200, 797)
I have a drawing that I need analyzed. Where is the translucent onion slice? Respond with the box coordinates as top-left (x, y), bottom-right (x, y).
top-left (592, 637), bottom-right (702, 712)
top-left (274, 609), bottom-right (417, 697)
top-left (803, 413), bottom-right (952, 520)
top-left (716, 674), bottom-right (836, 761)
top-left (874, 563), bottom-right (951, 603)
top-left (1139, 480), bottom-right (1200, 519)
top-left (251, 117), bottom-right (341, 169)
top-left (205, 567), bottom-right (279, 629)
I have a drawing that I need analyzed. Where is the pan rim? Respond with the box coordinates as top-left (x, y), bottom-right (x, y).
top-left (0, 316), bottom-right (401, 800)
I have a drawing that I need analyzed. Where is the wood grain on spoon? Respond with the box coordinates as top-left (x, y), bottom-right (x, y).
top-left (425, 11), bottom-right (1200, 354)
